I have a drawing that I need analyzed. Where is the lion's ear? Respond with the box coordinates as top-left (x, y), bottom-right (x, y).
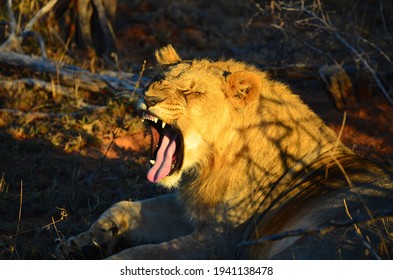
top-left (224, 71), bottom-right (262, 108)
top-left (155, 44), bottom-right (182, 65)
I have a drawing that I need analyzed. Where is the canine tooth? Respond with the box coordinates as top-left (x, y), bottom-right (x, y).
top-left (150, 160), bottom-right (156, 165)
top-left (162, 122), bottom-right (166, 128)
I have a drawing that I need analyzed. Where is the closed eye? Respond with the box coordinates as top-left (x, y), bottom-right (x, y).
top-left (183, 90), bottom-right (205, 103)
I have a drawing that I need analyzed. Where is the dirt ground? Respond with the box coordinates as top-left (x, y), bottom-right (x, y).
top-left (0, 0), bottom-right (392, 259)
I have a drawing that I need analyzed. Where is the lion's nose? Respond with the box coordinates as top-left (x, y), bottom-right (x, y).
top-left (137, 99), bottom-right (147, 111)
top-left (136, 96), bottom-right (147, 111)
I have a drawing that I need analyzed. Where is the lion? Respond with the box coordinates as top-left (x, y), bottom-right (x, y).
top-left (58, 45), bottom-right (393, 259)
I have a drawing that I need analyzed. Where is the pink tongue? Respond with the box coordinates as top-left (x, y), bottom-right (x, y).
top-left (147, 130), bottom-right (177, 183)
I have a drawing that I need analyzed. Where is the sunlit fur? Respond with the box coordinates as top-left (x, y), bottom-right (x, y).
top-left (60, 45), bottom-right (393, 260)
top-left (147, 45), bottom-right (342, 225)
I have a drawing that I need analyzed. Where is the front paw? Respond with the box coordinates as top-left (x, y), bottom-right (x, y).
top-left (56, 219), bottom-right (119, 259)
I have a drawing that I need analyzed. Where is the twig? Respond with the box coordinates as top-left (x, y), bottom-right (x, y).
top-left (11, 180), bottom-right (23, 259)
top-left (343, 199), bottom-right (381, 260)
top-left (7, 0), bottom-right (17, 35)
top-left (330, 30), bottom-right (393, 105)
top-left (294, 3), bottom-right (393, 105)
top-left (270, 23), bottom-right (338, 65)
top-left (42, 208), bottom-right (68, 231)
top-left (24, 0), bottom-right (59, 32)
top-left (379, 0), bottom-right (393, 48)
top-left (1, 0), bottom-right (58, 56)
top-left (347, 31), bottom-right (393, 68)
top-left (102, 60), bottom-right (147, 159)
top-left (334, 111), bottom-right (346, 150)
top-left (258, 1), bottom-right (393, 105)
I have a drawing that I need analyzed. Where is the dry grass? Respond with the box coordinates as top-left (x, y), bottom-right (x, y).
top-left (0, 1), bottom-right (156, 259)
top-left (0, 51), bottom-right (155, 258)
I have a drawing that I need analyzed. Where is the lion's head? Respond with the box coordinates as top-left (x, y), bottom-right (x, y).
top-left (139, 45), bottom-right (339, 192)
top-left (138, 45), bottom-right (267, 187)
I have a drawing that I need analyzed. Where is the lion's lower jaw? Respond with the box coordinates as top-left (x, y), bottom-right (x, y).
top-left (156, 171), bottom-right (183, 189)
top-left (156, 153), bottom-right (203, 189)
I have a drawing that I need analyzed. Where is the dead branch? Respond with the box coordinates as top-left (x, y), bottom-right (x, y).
top-left (379, 0), bottom-right (393, 48)
top-left (0, 105), bottom-right (106, 122)
top-left (0, 78), bottom-right (111, 112)
top-left (1, 0), bottom-right (117, 60)
top-left (307, 3), bottom-right (391, 104)
top-left (0, 78), bottom-right (75, 98)
top-left (1, 0), bottom-right (58, 56)
top-left (24, 0), bottom-right (59, 32)
top-left (252, 0), bottom-right (393, 105)
top-left (6, 0), bottom-right (17, 36)
top-left (298, 5), bottom-right (393, 105)
top-left (0, 51), bottom-right (142, 95)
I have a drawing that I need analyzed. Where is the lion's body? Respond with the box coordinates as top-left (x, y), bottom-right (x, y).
top-left (60, 45), bottom-right (393, 259)
top-left (242, 152), bottom-right (393, 259)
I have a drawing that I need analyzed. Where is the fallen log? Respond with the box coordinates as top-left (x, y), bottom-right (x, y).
top-left (0, 51), bottom-right (143, 95)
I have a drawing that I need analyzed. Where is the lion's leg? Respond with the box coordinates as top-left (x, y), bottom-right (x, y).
top-left (107, 232), bottom-right (209, 260)
top-left (106, 229), bottom-right (237, 260)
top-left (58, 192), bottom-right (193, 259)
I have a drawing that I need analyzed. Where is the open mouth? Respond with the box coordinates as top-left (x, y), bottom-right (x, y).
top-left (143, 113), bottom-right (184, 183)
